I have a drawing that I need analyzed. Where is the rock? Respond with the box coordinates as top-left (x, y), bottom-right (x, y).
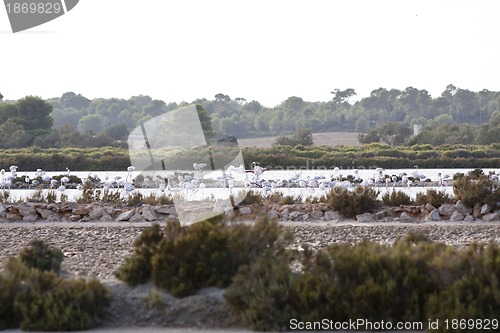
top-left (6, 211), bottom-right (22, 220)
top-left (375, 210), bottom-right (391, 220)
top-left (129, 213), bottom-right (145, 222)
top-left (425, 203), bottom-right (436, 212)
top-left (46, 213), bottom-right (61, 222)
top-left (288, 211), bottom-right (301, 220)
top-left (480, 204), bottom-right (493, 215)
top-left (455, 200), bottom-right (472, 215)
top-left (141, 205), bottom-right (157, 221)
top-left (239, 206), bottom-right (252, 215)
top-left (483, 212), bottom-right (500, 222)
top-left (267, 209), bottom-right (279, 220)
top-left (156, 205), bottom-right (174, 215)
top-left (280, 208), bottom-right (289, 219)
top-left (100, 213), bottom-right (113, 222)
top-left (425, 208), bottom-right (441, 221)
top-left (73, 207), bottom-right (91, 216)
top-left (18, 204), bottom-right (38, 222)
top-left (438, 204), bottom-right (456, 216)
top-left (356, 213), bottom-right (373, 223)
top-left (464, 214), bottom-right (475, 222)
top-left (0, 204), bottom-right (5, 219)
top-left (324, 210), bottom-right (340, 221)
top-left (311, 209), bottom-right (323, 220)
top-left (449, 211), bottom-right (464, 222)
top-left (473, 203), bottom-right (482, 218)
top-left (399, 212), bottom-right (416, 223)
top-left (89, 207), bottom-right (104, 220)
top-left (36, 208), bottom-right (54, 219)
top-left (69, 214), bottom-right (81, 222)
top-left (117, 209), bottom-right (135, 221)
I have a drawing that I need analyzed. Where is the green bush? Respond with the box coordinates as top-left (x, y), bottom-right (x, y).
top-left (0, 241), bottom-right (109, 331)
top-left (327, 186), bottom-right (379, 218)
top-left (115, 223), bottom-right (165, 286)
top-left (453, 171), bottom-right (499, 208)
top-left (19, 239), bottom-right (64, 273)
top-left (225, 255), bottom-right (297, 331)
top-left (117, 216), bottom-right (292, 298)
top-left (415, 189), bottom-right (454, 208)
top-left (426, 244), bottom-right (500, 332)
top-left (382, 190), bottom-right (414, 206)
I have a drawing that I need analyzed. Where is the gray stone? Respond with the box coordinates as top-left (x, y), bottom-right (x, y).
top-left (375, 210), bottom-right (391, 220)
top-left (473, 203), bottom-right (482, 218)
top-left (425, 208), bottom-right (441, 221)
top-left (73, 207), bottom-right (91, 216)
top-left (425, 203), bottom-right (436, 212)
top-left (438, 204), bottom-right (456, 216)
top-left (311, 209), bottom-right (323, 220)
top-left (324, 210), bottom-right (340, 221)
top-left (483, 212), bottom-right (500, 222)
top-left (18, 204), bottom-right (37, 222)
top-left (464, 214), bottom-right (475, 222)
top-left (449, 210), bottom-right (465, 222)
top-left (267, 209), bottom-right (279, 220)
top-left (399, 212), bottom-right (416, 223)
top-left (99, 213), bottom-right (113, 222)
top-left (88, 207), bottom-right (104, 220)
top-left (0, 204), bottom-right (5, 218)
top-left (6, 212), bottom-right (22, 220)
top-left (129, 213), bottom-right (145, 222)
top-left (117, 209), bottom-right (135, 221)
top-left (288, 211), bottom-right (301, 220)
top-left (141, 205), bottom-right (157, 221)
top-left (480, 204), bottom-right (493, 215)
top-left (156, 205), bottom-right (174, 214)
top-left (36, 208), bottom-right (53, 219)
top-left (280, 208), bottom-right (289, 219)
top-left (239, 206), bottom-right (252, 215)
top-left (46, 213), bottom-right (61, 222)
top-left (356, 213), bottom-right (373, 223)
top-left (455, 200), bottom-right (472, 215)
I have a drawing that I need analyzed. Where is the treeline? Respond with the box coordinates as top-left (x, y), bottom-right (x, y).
top-left (2, 85), bottom-right (500, 149)
top-left (1, 144), bottom-right (499, 171)
top-left (44, 85), bottom-right (500, 139)
top-left (359, 122), bottom-right (500, 146)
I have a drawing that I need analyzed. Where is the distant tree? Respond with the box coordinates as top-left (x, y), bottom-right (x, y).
top-left (359, 122), bottom-right (411, 146)
top-left (196, 104), bottom-right (216, 139)
top-left (215, 93), bottom-right (230, 102)
top-left (60, 92), bottom-right (91, 109)
top-left (331, 88), bottom-right (357, 105)
top-left (235, 97), bottom-right (246, 105)
top-left (16, 96), bottom-right (53, 132)
top-left (77, 114), bottom-right (106, 133)
top-left (355, 116), bottom-right (369, 133)
top-left (104, 123), bottom-right (129, 140)
top-left (274, 128), bottom-right (313, 146)
top-left (0, 92), bottom-right (3, 100)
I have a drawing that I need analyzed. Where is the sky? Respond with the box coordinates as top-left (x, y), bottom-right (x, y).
top-left (1, 0), bottom-right (500, 108)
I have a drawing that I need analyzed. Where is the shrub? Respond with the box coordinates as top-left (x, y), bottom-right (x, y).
top-left (117, 216), bottom-right (292, 298)
top-left (19, 239), bottom-right (64, 273)
top-left (240, 190), bottom-right (263, 205)
top-left (115, 223), bottom-right (165, 286)
top-left (0, 241), bottom-right (109, 331)
top-left (453, 171), bottom-right (499, 208)
top-left (327, 186), bottom-right (379, 218)
top-left (415, 189), bottom-right (454, 208)
top-left (225, 255), bottom-right (296, 331)
top-left (382, 190), bottom-right (413, 206)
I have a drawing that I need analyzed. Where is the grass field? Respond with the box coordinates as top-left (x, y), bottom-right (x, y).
top-left (238, 132), bottom-right (361, 148)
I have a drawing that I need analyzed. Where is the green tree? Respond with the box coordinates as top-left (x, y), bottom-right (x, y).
top-left (0, 92), bottom-right (3, 100)
top-left (16, 96), bottom-right (53, 132)
top-left (196, 104), bottom-right (216, 139)
top-left (355, 116), bottom-right (369, 133)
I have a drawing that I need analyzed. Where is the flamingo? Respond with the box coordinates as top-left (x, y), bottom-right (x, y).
top-left (25, 174), bottom-right (31, 189)
top-left (126, 166), bottom-right (135, 182)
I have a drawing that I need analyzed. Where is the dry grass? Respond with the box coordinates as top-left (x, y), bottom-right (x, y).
top-left (238, 132), bottom-right (360, 148)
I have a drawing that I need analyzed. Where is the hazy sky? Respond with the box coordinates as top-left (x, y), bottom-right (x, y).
top-left (1, 0), bottom-right (500, 107)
